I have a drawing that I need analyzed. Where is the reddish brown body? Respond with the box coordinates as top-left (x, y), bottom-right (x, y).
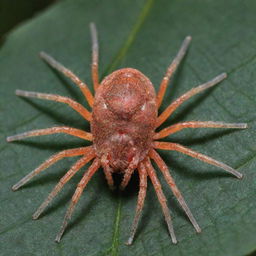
top-left (91, 68), bottom-right (157, 172)
top-left (8, 23), bottom-right (246, 245)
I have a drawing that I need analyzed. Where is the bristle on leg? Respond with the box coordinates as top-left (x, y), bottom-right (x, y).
top-left (126, 164), bottom-right (147, 245)
top-left (55, 159), bottom-right (100, 242)
top-left (154, 142), bottom-right (243, 179)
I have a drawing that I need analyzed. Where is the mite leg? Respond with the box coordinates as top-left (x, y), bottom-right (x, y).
top-left (33, 151), bottom-right (95, 219)
top-left (12, 146), bottom-right (93, 190)
top-left (157, 36), bottom-right (192, 108)
top-left (154, 141), bottom-right (243, 179)
top-left (157, 73), bottom-right (227, 127)
top-left (154, 121), bottom-right (247, 139)
top-left (90, 23), bottom-right (99, 91)
top-left (119, 166), bottom-right (135, 190)
top-left (15, 90), bottom-right (91, 122)
top-left (100, 154), bottom-right (115, 190)
top-left (120, 156), bottom-right (139, 190)
top-left (40, 52), bottom-right (94, 107)
top-left (103, 167), bottom-right (115, 190)
top-left (7, 126), bottom-right (93, 142)
top-left (126, 163), bottom-right (147, 245)
top-left (144, 158), bottom-right (177, 244)
top-left (55, 158), bottom-right (101, 242)
top-left (149, 149), bottom-right (201, 233)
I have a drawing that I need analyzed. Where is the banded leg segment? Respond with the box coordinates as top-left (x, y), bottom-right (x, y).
top-left (157, 36), bottom-right (192, 108)
top-left (157, 73), bottom-right (227, 127)
top-left (40, 52), bottom-right (94, 107)
top-left (7, 126), bottom-right (93, 142)
top-left (55, 158), bottom-right (101, 242)
top-left (154, 121), bottom-right (247, 139)
top-left (12, 146), bottom-right (93, 190)
top-left (15, 90), bottom-right (91, 121)
top-left (154, 141), bottom-right (243, 179)
top-left (90, 23), bottom-right (99, 91)
top-left (144, 158), bottom-right (177, 244)
top-left (126, 163), bottom-right (147, 245)
top-left (33, 150), bottom-right (95, 219)
top-left (149, 149), bottom-right (201, 233)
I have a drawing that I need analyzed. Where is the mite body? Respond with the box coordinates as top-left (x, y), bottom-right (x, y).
top-left (7, 23), bottom-right (247, 245)
top-left (92, 68), bottom-right (157, 173)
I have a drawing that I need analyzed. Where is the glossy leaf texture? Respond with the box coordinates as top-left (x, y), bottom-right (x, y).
top-left (0, 0), bottom-right (255, 255)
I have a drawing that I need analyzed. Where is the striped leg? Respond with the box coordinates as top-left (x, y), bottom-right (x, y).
top-left (126, 163), bottom-right (147, 245)
top-left (12, 146), bottom-right (93, 190)
top-left (90, 23), bottom-right (99, 91)
top-left (157, 36), bottom-right (191, 108)
top-left (40, 52), bottom-right (94, 107)
top-left (120, 157), bottom-right (139, 190)
top-left (154, 141), bottom-right (243, 179)
top-left (120, 166), bottom-right (136, 190)
top-left (7, 126), bottom-right (93, 142)
top-left (55, 158), bottom-right (101, 242)
top-left (15, 90), bottom-right (91, 121)
top-left (156, 73), bottom-right (227, 127)
top-left (154, 121), bottom-right (247, 139)
top-left (144, 158), bottom-right (177, 244)
top-left (150, 149), bottom-right (201, 233)
top-left (33, 150), bottom-right (95, 219)
top-left (101, 155), bottom-right (115, 190)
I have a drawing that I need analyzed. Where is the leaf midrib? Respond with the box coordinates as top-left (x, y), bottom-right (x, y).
top-left (101, 0), bottom-right (155, 254)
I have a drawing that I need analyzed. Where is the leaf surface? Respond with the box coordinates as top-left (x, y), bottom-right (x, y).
top-left (0, 0), bottom-right (256, 255)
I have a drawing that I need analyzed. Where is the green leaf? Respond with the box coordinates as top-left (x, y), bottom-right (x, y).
top-left (1, 0), bottom-right (256, 255)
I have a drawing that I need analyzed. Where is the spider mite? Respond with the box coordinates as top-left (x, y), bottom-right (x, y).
top-left (7, 22), bottom-right (247, 245)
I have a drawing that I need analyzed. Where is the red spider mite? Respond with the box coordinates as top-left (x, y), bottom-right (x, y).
top-left (7, 23), bottom-right (247, 244)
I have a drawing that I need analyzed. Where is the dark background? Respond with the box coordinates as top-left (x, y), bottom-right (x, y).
top-left (0, 0), bottom-right (56, 40)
